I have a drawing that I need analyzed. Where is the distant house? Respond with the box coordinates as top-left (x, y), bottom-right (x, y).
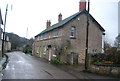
top-left (0, 9), bottom-right (3, 51)
top-left (33, 0), bottom-right (105, 65)
top-left (0, 9), bottom-right (11, 52)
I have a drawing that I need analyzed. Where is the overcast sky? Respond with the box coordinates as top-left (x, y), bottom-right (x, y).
top-left (0, 0), bottom-right (119, 45)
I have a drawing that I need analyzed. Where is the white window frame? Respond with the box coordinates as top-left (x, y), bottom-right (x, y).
top-left (70, 26), bottom-right (76, 38)
top-left (53, 30), bottom-right (59, 37)
top-left (43, 46), bottom-right (47, 55)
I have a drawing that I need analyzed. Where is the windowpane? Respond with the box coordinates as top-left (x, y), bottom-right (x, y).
top-left (70, 26), bottom-right (76, 38)
top-left (54, 30), bottom-right (59, 37)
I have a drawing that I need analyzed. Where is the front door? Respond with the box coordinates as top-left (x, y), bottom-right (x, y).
top-left (39, 47), bottom-right (42, 57)
top-left (48, 45), bottom-right (52, 61)
top-left (48, 48), bottom-right (52, 61)
top-left (73, 53), bottom-right (78, 64)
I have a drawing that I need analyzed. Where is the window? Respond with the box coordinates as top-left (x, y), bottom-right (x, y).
top-left (36, 36), bottom-right (39, 41)
top-left (53, 30), bottom-right (59, 37)
top-left (92, 49), bottom-right (97, 54)
top-left (40, 35), bottom-right (42, 40)
top-left (43, 46), bottom-right (47, 55)
top-left (38, 36), bottom-right (41, 41)
top-left (43, 34), bottom-right (47, 39)
top-left (49, 35), bottom-right (51, 39)
top-left (78, 17), bottom-right (80, 21)
top-left (70, 26), bottom-right (76, 38)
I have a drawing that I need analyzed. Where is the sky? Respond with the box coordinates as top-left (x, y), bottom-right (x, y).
top-left (0, 0), bottom-right (119, 45)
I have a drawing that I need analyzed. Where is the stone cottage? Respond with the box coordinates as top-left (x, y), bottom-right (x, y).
top-left (33, 0), bottom-right (105, 65)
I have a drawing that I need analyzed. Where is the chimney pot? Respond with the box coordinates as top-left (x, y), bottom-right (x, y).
top-left (58, 13), bottom-right (62, 22)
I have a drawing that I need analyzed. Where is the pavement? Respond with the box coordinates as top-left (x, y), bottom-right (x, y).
top-left (2, 51), bottom-right (119, 80)
top-left (38, 57), bottom-right (118, 79)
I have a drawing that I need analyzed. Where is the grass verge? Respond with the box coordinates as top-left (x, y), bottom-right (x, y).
top-left (2, 54), bottom-right (9, 70)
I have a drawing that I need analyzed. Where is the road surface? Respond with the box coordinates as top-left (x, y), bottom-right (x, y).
top-left (2, 51), bottom-right (76, 79)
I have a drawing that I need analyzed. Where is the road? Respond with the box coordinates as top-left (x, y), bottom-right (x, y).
top-left (2, 51), bottom-right (76, 79)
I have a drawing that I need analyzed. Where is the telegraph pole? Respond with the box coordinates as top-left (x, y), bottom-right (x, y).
top-left (85, 0), bottom-right (90, 70)
top-left (2, 4), bottom-right (8, 57)
top-left (26, 27), bottom-right (28, 39)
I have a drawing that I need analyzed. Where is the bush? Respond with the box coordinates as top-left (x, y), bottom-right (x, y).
top-left (112, 51), bottom-right (120, 64)
top-left (51, 58), bottom-right (64, 65)
top-left (2, 54), bottom-right (9, 70)
top-left (91, 52), bottom-right (120, 65)
top-left (23, 44), bottom-right (32, 54)
top-left (91, 53), bottom-right (106, 64)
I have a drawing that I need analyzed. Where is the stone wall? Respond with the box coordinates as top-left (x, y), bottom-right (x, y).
top-left (89, 65), bottom-right (120, 77)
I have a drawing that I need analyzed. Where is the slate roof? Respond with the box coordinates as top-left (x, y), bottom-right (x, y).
top-left (0, 9), bottom-right (3, 25)
top-left (36, 9), bottom-right (105, 37)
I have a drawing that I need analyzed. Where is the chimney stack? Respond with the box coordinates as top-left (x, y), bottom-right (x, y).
top-left (79, 0), bottom-right (86, 12)
top-left (46, 20), bottom-right (51, 28)
top-left (58, 13), bottom-right (62, 22)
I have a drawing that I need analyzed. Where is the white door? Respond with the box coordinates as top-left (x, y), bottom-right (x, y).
top-left (48, 48), bottom-right (52, 61)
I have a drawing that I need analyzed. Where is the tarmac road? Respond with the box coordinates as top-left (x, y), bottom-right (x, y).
top-left (2, 51), bottom-right (76, 79)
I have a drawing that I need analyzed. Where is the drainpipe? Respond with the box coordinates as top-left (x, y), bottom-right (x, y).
top-left (85, 0), bottom-right (90, 70)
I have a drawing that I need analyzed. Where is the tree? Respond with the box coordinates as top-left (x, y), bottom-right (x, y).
top-left (114, 34), bottom-right (120, 49)
top-left (23, 38), bottom-right (34, 54)
top-left (104, 41), bottom-right (111, 53)
top-left (6, 33), bottom-right (28, 50)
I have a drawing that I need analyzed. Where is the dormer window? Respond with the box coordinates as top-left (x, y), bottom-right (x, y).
top-left (70, 26), bottom-right (76, 38)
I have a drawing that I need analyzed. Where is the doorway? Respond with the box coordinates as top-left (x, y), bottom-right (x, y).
top-left (48, 45), bottom-right (52, 61)
top-left (73, 53), bottom-right (78, 64)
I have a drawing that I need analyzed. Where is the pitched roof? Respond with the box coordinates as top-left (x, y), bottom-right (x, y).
top-left (36, 9), bottom-right (105, 37)
top-left (0, 9), bottom-right (3, 25)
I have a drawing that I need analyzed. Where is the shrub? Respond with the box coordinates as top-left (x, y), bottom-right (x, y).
top-left (91, 52), bottom-right (120, 65)
top-left (51, 58), bottom-right (64, 65)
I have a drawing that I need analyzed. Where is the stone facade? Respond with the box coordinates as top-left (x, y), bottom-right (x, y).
top-left (33, 12), bottom-right (105, 65)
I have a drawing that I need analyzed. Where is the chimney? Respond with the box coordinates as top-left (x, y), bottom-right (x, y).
top-left (46, 20), bottom-right (51, 28)
top-left (79, 0), bottom-right (86, 12)
top-left (48, 20), bottom-right (51, 27)
top-left (58, 13), bottom-right (62, 22)
top-left (46, 20), bottom-right (49, 28)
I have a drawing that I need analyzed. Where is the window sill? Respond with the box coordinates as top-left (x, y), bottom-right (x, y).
top-left (53, 36), bottom-right (59, 38)
top-left (70, 36), bottom-right (76, 39)
top-left (53, 55), bottom-right (56, 57)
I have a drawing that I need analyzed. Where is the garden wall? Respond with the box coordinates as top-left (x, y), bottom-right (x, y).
top-left (89, 65), bottom-right (120, 77)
